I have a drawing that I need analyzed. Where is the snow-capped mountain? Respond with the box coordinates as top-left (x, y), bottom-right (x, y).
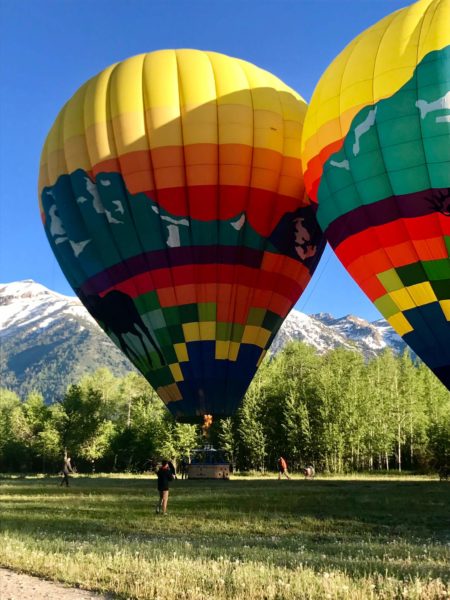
top-left (0, 280), bottom-right (405, 402)
top-left (0, 280), bottom-right (135, 401)
top-left (0, 280), bottom-right (95, 337)
top-left (271, 310), bottom-right (405, 357)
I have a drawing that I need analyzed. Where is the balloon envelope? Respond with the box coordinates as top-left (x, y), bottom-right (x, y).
top-left (39, 49), bottom-right (324, 420)
top-left (302, 0), bottom-right (450, 386)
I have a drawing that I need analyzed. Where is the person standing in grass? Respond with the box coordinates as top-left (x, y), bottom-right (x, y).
top-left (168, 459), bottom-right (177, 479)
top-left (303, 464), bottom-right (315, 479)
top-left (180, 457), bottom-right (188, 479)
top-left (277, 456), bottom-right (291, 480)
top-left (156, 460), bottom-right (174, 514)
top-left (60, 454), bottom-right (73, 487)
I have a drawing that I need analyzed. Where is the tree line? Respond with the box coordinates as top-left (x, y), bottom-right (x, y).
top-left (0, 343), bottom-right (449, 474)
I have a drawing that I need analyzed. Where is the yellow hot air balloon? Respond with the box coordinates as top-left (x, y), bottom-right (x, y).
top-left (39, 49), bottom-right (325, 420)
top-left (302, 0), bottom-right (450, 387)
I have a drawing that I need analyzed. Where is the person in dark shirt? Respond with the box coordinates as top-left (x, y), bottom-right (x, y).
top-left (60, 455), bottom-right (73, 487)
top-left (167, 460), bottom-right (177, 479)
top-left (180, 457), bottom-right (188, 480)
top-left (156, 460), bottom-right (174, 514)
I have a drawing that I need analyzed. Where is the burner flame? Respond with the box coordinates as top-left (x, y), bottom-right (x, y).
top-left (202, 414), bottom-right (213, 437)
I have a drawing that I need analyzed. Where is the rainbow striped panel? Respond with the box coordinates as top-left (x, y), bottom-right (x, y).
top-left (302, 0), bottom-right (450, 387)
top-left (39, 49), bottom-right (324, 420)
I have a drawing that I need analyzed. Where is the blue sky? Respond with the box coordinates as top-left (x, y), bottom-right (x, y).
top-left (0, 0), bottom-right (410, 320)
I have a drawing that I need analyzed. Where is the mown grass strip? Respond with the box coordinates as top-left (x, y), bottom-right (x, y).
top-left (0, 475), bottom-right (448, 599)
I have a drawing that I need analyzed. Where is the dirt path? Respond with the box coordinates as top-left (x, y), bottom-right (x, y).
top-left (0, 568), bottom-right (111, 600)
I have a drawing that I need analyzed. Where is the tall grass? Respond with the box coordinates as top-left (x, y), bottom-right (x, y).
top-left (0, 474), bottom-right (448, 599)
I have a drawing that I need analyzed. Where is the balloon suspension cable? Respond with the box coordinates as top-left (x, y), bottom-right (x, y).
top-left (297, 244), bottom-right (333, 313)
top-left (202, 414), bottom-right (213, 440)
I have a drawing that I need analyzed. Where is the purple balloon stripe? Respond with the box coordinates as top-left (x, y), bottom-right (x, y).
top-left (325, 188), bottom-right (444, 247)
top-left (79, 245), bottom-right (266, 295)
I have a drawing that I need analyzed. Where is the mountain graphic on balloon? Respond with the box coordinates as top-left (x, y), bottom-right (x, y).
top-left (39, 49), bottom-right (325, 420)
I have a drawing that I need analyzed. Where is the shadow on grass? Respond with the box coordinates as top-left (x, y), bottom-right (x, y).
top-left (1, 477), bottom-right (449, 581)
top-left (2, 477), bottom-right (449, 530)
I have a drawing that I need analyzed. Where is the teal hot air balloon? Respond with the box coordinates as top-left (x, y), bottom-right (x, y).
top-left (39, 49), bottom-right (325, 420)
top-left (302, 0), bottom-right (450, 389)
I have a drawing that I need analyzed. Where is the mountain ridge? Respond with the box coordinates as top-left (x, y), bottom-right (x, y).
top-left (0, 280), bottom-right (405, 401)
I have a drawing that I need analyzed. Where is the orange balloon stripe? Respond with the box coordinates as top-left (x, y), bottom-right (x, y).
top-left (87, 144), bottom-right (303, 196)
top-left (99, 262), bottom-right (305, 303)
top-left (303, 138), bottom-right (345, 203)
top-left (334, 213), bottom-right (450, 265)
top-left (42, 145), bottom-right (303, 199)
top-left (261, 252), bottom-right (307, 281)
top-left (168, 284), bottom-right (293, 321)
top-left (170, 285), bottom-right (294, 319)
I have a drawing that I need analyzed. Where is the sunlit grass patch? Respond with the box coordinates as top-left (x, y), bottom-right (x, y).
top-left (0, 475), bottom-right (449, 599)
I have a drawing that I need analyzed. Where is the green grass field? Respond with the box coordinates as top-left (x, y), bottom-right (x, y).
top-left (0, 474), bottom-right (449, 599)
